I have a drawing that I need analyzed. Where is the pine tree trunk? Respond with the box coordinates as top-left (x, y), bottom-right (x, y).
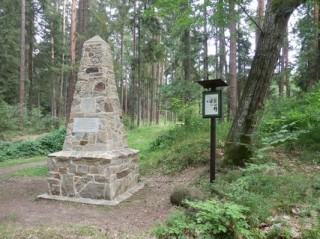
top-left (229, 0), bottom-right (238, 118)
top-left (60, 0), bottom-right (67, 116)
top-left (203, 0), bottom-right (209, 80)
top-left (27, 2), bottom-right (35, 111)
top-left (66, 0), bottom-right (77, 125)
top-left (256, 0), bottom-right (265, 47)
top-left (19, 0), bottom-right (26, 119)
top-left (224, 0), bottom-right (305, 166)
top-left (310, 0), bottom-right (319, 90)
top-left (280, 27), bottom-right (288, 97)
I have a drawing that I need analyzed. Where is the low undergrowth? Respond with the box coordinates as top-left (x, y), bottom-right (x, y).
top-left (0, 224), bottom-right (109, 239)
top-left (144, 119), bottom-right (230, 174)
top-left (154, 161), bottom-right (320, 238)
top-left (0, 128), bottom-right (66, 162)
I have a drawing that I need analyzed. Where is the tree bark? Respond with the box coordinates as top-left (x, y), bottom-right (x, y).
top-left (203, 0), bottom-right (209, 80)
top-left (229, 0), bottom-right (238, 118)
top-left (280, 27), bottom-right (289, 97)
top-left (27, 1), bottom-right (35, 111)
top-left (283, 31), bottom-right (290, 97)
top-left (60, 0), bottom-right (67, 116)
top-left (19, 0), bottom-right (26, 119)
top-left (66, 0), bottom-right (77, 125)
top-left (224, 0), bottom-right (305, 166)
top-left (255, 0), bottom-right (265, 48)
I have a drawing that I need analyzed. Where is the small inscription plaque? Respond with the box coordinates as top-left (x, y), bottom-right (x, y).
top-left (73, 118), bottom-right (100, 132)
top-left (202, 90), bottom-right (222, 118)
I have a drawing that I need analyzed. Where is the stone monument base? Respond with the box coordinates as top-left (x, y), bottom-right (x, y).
top-left (38, 149), bottom-right (143, 205)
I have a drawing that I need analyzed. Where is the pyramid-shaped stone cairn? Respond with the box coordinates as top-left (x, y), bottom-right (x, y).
top-left (39, 36), bottom-right (143, 205)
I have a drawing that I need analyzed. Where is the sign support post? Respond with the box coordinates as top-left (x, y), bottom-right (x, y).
top-left (197, 79), bottom-right (228, 183)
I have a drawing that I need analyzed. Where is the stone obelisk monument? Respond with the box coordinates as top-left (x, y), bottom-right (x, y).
top-left (39, 36), bottom-right (143, 205)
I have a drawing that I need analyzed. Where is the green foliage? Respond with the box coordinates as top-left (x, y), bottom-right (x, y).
top-left (148, 119), bottom-right (229, 174)
top-left (0, 156), bottom-right (46, 167)
top-left (0, 101), bottom-right (13, 138)
top-left (153, 200), bottom-right (259, 239)
top-left (0, 128), bottom-right (66, 162)
top-left (12, 165), bottom-right (48, 177)
top-left (0, 224), bottom-right (109, 239)
top-left (261, 121), bottom-right (308, 146)
top-left (123, 115), bottom-right (137, 130)
top-left (258, 86), bottom-right (320, 163)
top-left (301, 226), bottom-right (320, 239)
top-left (0, 103), bottom-right (62, 139)
top-left (213, 163), bottom-right (313, 223)
top-left (266, 225), bottom-right (292, 239)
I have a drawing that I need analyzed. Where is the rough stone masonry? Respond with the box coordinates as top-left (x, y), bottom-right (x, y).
top-left (38, 36), bottom-right (143, 205)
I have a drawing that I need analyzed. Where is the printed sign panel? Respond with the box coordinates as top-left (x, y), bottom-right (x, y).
top-left (202, 91), bottom-right (222, 118)
top-left (73, 118), bottom-right (100, 132)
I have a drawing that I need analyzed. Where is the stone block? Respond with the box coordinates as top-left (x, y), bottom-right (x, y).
top-left (47, 158), bottom-right (57, 171)
top-left (80, 183), bottom-right (105, 200)
top-left (76, 165), bottom-right (89, 176)
top-left (61, 175), bottom-right (75, 197)
top-left (94, 175), bottom-right (109, 183)
top-left (117, 169), bottom-right (130, 179)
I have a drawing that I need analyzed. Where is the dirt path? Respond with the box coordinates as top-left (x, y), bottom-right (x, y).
top-left (0, 161), bottom-right (47, 175)
top-left (0, 165), bottom-right (206, 238)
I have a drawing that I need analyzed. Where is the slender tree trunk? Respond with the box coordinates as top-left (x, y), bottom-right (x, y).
top-left (120, 29), bottom-right (124, 111)
top-left (183, 29), bottom-right (192, 81)
top-left (215, 31), bottom-right (219, 78)
top-left (310, 0), bottom-right (319, 90)
top-left (27, 2), bottom-right (35, 111)
top-left (218, 0), bottom-right (226, 78)
top-left (130, 0), bottom-right (137, 125)
top-left (137, 10), bottom-right (141, 127)
top-left (77, 0), bottom-right (88, 60)
top-left (224, 0), bottom-right (305, 166)
top-left (280, 27), bottom-right (289, 97)
top-left (66, 0), bottom-right (77, 125)
top-left (229, 0), bottom-right (238, 118)
top-left (256, 0), bottom-right (265, 48)
top-left (51, 21), bottom-right (57, 118)
top-left (60, 0), bottom-right (67, 116)
top-left (19, 0), bottom-right (26, 119)
top-left (203, 0), bottom-right (209, 80)
top-left (283, 31), bottom-right (290, 97)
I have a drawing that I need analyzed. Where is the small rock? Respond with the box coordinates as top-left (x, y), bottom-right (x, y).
top-left (170, 187), bottom-right (205, 206)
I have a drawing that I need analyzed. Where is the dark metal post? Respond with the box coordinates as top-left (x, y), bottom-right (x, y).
top-left (210, 86), bottom-right (216, 183)
top-left (210, 117), bottom-right (216, 182)
top-left (196, 79), bottom-right (228, 184)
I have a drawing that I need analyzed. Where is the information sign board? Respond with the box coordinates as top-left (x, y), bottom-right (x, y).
top-left (203, 90), bottom-right (222, 118)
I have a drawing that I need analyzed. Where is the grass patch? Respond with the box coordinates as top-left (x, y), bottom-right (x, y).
top-left (127, 124), bottom-right (172, 175)
top-left (0, 156), bottom-right (46, 167)
top-left (0, 224), bottom-right (109, 239)
top-left (210, 161), bottom-right (320, 231)
top-left (127, 124), bottom-right (170, 154)
top-left (11, 166), bottom-right (48, 177)
top-left (144, 120), bottom-right (230, 174)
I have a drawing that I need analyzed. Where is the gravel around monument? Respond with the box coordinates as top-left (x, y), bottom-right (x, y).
top-left (0, 166), bottom-right (206, 238)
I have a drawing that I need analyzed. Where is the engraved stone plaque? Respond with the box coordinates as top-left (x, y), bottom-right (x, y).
top-left (73, 118), bottom-right (100, 132)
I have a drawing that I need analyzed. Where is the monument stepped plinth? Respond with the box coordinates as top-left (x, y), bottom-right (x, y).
top-left (38, 36), bottom-right (143, 205)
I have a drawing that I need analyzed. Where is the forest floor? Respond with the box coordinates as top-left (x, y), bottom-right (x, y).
top-left (0, 162), bottom-right (206, 238)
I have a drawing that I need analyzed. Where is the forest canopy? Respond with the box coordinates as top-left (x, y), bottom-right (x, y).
top-left (0, 0), bottom-right (319, 162)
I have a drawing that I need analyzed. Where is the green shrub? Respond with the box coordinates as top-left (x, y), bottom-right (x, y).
top-left (301, 227), bottom-right (320, 239)
top-left (212, 163), bottom-right (313, 224)
top-left (256, 87), bottom-right (320, 164)
top-left (148, 119), bottom-right (229, 173)
top-left (0, 128), bottom-right (66, 162)
top-left (0, 101), bottom-right (15, 138)
top-left (153, 199), bottom-right (261, 239)
top-left (266, 225), bottom-right (292, 239)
